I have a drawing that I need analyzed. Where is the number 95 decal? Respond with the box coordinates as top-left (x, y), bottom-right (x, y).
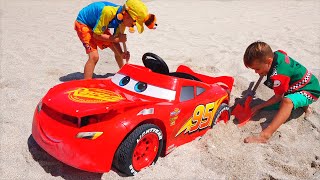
top-left (175, 102), bottom-right (218, 137)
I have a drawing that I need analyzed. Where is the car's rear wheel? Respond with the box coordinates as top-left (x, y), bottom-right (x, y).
top-left (113, 124), bottom-right (163, 176)
top-left (212, 103), bottom-right (230, 126)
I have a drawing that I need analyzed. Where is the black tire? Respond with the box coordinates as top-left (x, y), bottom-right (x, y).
top-left (212, 103), bottom-right (230, 126)
top-left (113, 124), bottom-right (163, 176)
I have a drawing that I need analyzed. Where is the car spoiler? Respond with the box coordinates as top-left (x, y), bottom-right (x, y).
top-left (176, 65), bottom-right (234, 91)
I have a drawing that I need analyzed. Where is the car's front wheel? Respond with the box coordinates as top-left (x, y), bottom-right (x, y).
top-left (113, 124), bottom-right (163, 176)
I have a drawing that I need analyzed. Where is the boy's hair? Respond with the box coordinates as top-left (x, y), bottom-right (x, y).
top-left (243, 41), bottom-right (274, 67)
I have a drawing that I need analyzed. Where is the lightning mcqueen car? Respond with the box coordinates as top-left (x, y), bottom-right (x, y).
top-left (32, 53), bottom-right (234, 176)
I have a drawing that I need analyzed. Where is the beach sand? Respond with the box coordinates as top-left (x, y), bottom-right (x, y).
top-left (1, 0), bottom-right (319, 179)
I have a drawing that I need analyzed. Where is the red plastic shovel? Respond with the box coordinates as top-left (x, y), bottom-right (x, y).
top-left (232, 76), bottom-right (264, 127)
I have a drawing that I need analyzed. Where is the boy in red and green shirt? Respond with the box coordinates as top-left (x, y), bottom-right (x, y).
top-left (242, 41), bottom-right (320, 143)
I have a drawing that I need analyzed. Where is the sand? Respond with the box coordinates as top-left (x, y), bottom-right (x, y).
top-left (1, 0), bottom-right (319, 179)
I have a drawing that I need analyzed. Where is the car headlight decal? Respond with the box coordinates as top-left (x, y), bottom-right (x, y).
top-left (137, 108), bottom-right (154, 116)
top-left (76, 132), bottom-right (103, 140)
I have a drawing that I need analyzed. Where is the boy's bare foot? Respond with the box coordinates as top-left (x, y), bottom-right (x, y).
top-left (244, 135), bottom-right (268, 143)
top-left (244, 132), bottom-right (271, 143)
top-left (303, 106), bottom-right (312, 120)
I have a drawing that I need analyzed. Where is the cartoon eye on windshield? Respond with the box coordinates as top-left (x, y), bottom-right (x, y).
top-left (119, 76), bottom-right (130, 86)
top-left (111, 73), bottom-right (176, 101)
top-left (134, 82), bottom-right (147, 92)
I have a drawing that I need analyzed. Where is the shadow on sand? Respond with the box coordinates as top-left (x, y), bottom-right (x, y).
top-left (59, 72), bottom-right (115, 82)
top-left (27, 135), bottom-right (127, 179)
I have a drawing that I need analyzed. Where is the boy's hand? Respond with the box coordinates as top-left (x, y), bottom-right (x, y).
top-left (122, 51), bottom-right (130, 62)
top-left (117, 34), bottom-right (127, 43)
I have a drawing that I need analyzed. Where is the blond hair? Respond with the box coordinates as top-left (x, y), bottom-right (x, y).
top-left (243, 41), bottom-right (274, 67)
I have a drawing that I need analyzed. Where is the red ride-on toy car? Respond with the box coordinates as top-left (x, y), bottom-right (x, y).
top-left (32, 52), bottom-right (234, 176)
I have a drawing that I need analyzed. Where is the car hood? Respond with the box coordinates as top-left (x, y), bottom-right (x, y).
top-left (42, 79), bottom-right (154, 117)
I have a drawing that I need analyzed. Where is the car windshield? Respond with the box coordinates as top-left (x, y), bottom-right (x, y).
top-left (111, 73), bottom-right (176, 101)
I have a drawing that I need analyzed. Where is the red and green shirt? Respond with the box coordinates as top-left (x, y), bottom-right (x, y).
top-left (264, 50), bottom-right (320, 101)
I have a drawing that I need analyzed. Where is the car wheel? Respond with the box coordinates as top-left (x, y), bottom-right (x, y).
top-left (113, 124), bottom-right (163, 176)
top-left (212, 103), bottom-right (230, 126)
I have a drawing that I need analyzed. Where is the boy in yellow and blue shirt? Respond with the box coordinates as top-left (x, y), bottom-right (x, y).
top-left (75, 0), bottom-right (157, 79)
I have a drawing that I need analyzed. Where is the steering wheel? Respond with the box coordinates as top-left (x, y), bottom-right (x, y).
top-left (142, 52), bottom-right (169, 75)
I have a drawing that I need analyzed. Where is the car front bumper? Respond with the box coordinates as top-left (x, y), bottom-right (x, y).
top-left (32, 109), bottom-right (128, 173)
